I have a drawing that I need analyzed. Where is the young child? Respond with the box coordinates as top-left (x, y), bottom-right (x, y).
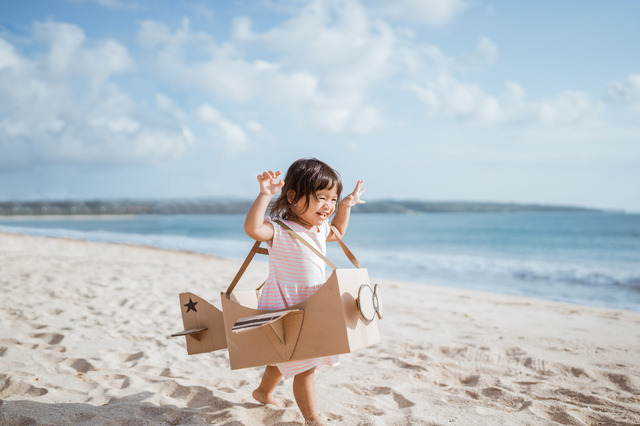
top-left (243, 158), bottom-right (365, 426)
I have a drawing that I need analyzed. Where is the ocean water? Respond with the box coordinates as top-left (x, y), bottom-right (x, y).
top-left (1, 212), bottom-right (639, 312)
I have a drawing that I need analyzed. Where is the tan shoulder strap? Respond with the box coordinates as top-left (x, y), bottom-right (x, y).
top-left (329, 225), bottom-right (361, 269)
top-left (225, 240), bottom-right (264, 296)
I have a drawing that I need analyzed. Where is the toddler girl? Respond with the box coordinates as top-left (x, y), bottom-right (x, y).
top-left (243, 158), bottom-right (365, 426)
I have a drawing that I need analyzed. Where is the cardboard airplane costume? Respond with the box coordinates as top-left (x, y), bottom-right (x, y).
top-left (171, 220), bottom-right (383, 370)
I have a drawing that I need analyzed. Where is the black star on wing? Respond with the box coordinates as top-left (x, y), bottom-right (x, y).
top-left (184, 297), bottom-right (198, 313)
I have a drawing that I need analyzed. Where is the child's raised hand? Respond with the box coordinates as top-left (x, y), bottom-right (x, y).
top-left (341, 180), bottom-right (366, 208)
top-left (258, 171), bottom-right (285, 196)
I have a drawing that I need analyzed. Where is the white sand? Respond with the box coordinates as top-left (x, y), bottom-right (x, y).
top-left (1, 232), bottom-right (639, 425)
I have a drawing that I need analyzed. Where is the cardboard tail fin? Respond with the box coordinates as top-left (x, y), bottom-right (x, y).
top-left (171, 292), bottom-right (227, 355)
top-left (232, 310), bottom-right (304, 361)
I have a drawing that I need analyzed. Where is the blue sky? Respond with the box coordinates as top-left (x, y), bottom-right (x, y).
top-left (1, 0), bottom-right (639, 211)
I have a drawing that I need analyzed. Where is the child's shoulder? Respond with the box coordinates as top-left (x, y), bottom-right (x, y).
top-left (270, 218), bottom-right (330, 238)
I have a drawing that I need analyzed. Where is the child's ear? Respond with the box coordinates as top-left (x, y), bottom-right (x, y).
top-left (287, 190), bottom-right (296, 204)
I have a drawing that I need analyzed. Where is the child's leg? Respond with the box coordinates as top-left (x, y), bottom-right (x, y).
top-left (252, 365), bottom-right (285, 407)
top-left (293, 368), bottom-right (326, 426)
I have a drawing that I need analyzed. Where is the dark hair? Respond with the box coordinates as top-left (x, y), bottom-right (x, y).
top-left (270, 158), bottom-right (343, 222)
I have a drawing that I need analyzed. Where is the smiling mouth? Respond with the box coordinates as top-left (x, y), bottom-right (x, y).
top-left (317, 212), bottom-right (329, 219)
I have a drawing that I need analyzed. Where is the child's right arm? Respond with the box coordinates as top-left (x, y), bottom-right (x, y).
top-left (243, 171), bottom-right (285, 242)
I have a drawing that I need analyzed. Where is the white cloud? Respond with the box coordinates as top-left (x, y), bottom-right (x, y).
top-left (138, 2), bottom-right (606, 133)
top-left (0, 21), bottom-right (190, 170)
top-left (156, 92), bottom-right (188, 123)
top-left (408, 77), bottom-right (501, 123)
top-left (246, 120), bottom-right (265, 134)
top-left (536, 90), bottom-right (602, 125)
top-left (138, 0), bottom-right (392, 135)
top-left (31, 21), bottom-right (134, 89)
top-left (476, 37), bottom-right (498, 65)
top-left (605, 73), bottom-right (640, 108)
top-left (367, 0), bottom-right (468, 26)
top-left (400, 33), bottom-right (602, 126)
top-left (399, 35), bottom-right (499, 82)
top-left (0, 39), bottom-right (21, 71)
top-left (188, 2), bottom-right (216, 22)
top-left (197, 104), bottom-right (249, 153)
top-left (408, 77), bottom-right (602, 125)
top-left (454, 37), bottom-right (498, 71)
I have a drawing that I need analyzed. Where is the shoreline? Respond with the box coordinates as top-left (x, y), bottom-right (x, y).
top-left (0, 230), bottom-right (640, 314)
top-left (1, 229), bottom-right (638, 315)
top-left (0, 214), bottom-right (140, 220)
top-left (1, 233), bottom-right (639, 425)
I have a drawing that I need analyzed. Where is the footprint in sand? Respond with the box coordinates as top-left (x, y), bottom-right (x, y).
top-left (119, 351), bottom-right (145, 362)
top-left (102, 374), bottom-right (131, 390)
top-left (392, 391), bottom-right (416, 408)
top-left (133, 365), bottom-right (172, 377)
top-left (530, 402), bottom-right (589, 426)
top-left (0, 378), bottom-right (48, 399)
top-left (363, 404), bottom-right (385, 416)
top-left (481, 387), bottom-right (505, 398)
top-left (569, 367), bottom-right (590, 378)
top-left (555, 388), bottom-right (607, 407)
top-left (158, 380), bottom-right (234, 409)
top-left (325, 412), bottom-right (345, 422)
top-left (63, 358), bottom-right (95, 373)
top-left (29, 323), bottom-right (47, 330)
top-left (460, 374), bottom-right (480, 387)
top-left (465, 389), bottom-right (480, 400)
top-left (607, 373), bottom-right (638, 394)
top-left (519, 356), bottom-right (556, 376)
top-left (478, 386), bottom-right (528, 410)
top-left (213, 378), bottom-right (249, 394)
top-left (343, 384), bottom-right (416, 409)
top-left (30, 332), bottom-right (64, 345)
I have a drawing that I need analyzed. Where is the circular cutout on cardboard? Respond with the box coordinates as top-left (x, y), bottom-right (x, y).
top-left (373, 283), bottom-right (383, 320)
top-left (357, 284), bottom-right (376, 322)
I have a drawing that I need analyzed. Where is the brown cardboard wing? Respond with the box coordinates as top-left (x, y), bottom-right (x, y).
top-left (221, 268), bottom-right (380, 370)
top-left (172, 292), bottom-right (228, 355)
top-left (232, 310), bottom-right (304, 361)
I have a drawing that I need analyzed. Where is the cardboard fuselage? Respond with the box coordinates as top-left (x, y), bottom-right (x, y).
top-left (176, 268), bottom-right (381, 370)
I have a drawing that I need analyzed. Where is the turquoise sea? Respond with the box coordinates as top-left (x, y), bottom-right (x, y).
top-left (1, 212), bottom-right (639, 312)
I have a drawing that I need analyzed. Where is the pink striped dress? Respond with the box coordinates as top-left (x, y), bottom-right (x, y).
top-left (257, 217), bottom-right (340, 379)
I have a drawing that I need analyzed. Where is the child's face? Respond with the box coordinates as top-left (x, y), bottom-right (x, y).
top-left (292, 186), bottom-right (338, 230)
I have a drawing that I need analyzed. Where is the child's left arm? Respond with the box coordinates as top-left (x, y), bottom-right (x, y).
top-left (329, 180), bottom-right (365, 242)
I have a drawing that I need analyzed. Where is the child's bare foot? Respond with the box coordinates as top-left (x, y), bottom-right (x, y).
top-left (252, 388), bottom-right (285, 408)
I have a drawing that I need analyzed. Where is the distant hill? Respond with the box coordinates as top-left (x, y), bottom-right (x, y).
top-left (0, 199), bottom-right (253, 216)
top-left (350, 200), bottom-right (600, 213)
top-left (0, 199), bottom-right (601, 216)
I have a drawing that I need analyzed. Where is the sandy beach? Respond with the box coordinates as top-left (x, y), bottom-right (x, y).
top-left (1, 231), bottom-right (639, 426)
